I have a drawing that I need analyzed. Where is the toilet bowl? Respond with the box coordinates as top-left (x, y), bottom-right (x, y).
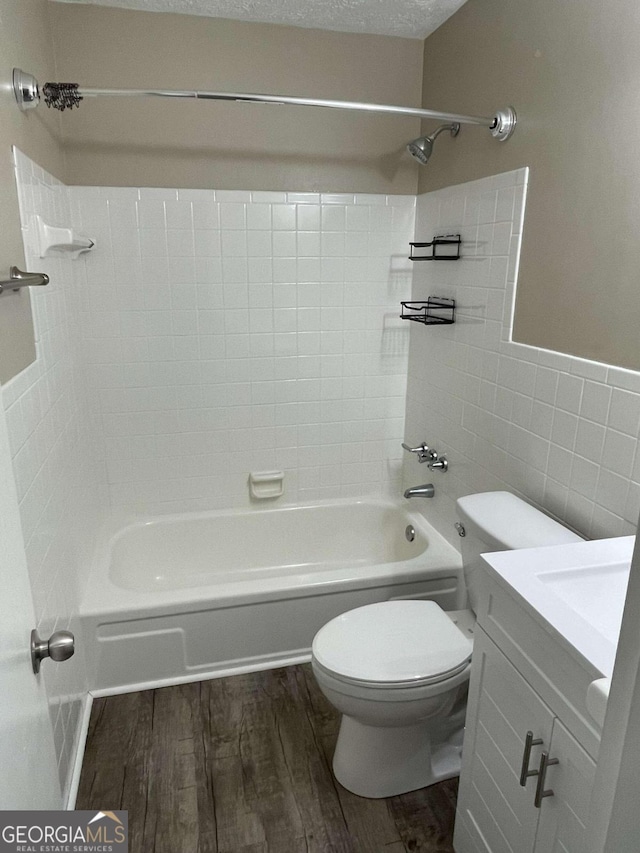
top-left (311, 599), bottom-right (473, 798)
top-left (312, 490), bottom-right (584, 799)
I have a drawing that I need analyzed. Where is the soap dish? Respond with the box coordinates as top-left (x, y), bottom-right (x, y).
top-left (249, 470), bottom-right (284, 500)
top-left (31, 214), bottom-right (94, 260)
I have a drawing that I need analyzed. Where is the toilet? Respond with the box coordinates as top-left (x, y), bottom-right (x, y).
top-left (311, 491), bottom-right (583, 798)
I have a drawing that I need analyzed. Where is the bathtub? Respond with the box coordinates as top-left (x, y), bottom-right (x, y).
top-left (80, 498), bottom-right (462, 694)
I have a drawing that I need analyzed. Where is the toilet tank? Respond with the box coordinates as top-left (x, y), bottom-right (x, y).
top-left (456, 491), bottom-right (583, 612)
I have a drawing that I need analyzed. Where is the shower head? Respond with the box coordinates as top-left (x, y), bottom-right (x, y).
top-left (407, 122), bottom-right (460, 165)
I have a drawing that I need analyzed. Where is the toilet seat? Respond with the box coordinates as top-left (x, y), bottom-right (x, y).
top-left (312, 600), bottom-right (473, 689)
top-left (313, 656), bottom-right (471, 692)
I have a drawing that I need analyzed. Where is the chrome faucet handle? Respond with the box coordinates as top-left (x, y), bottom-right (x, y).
top-left (401, 442), bottom-right (436, 463)
top-left (428, 455), bottom-right (448, 472)
top-left (401, 442), bottom-right (425, 452)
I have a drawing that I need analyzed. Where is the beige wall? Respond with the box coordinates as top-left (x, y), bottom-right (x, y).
top-left (50, 4), bottom-right (423, 194)
top-left (419, 0), bottom-right (640, 370)
top-left (12, 0), bottom-right (637, 376)
top-left (0, 0), bottom-right (63, 383)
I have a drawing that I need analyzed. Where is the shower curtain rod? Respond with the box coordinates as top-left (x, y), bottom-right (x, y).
top-left (13, 68), bottom-right (517, 141)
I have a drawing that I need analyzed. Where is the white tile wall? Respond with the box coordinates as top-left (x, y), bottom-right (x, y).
top-left (405, 168), bottom-right (640, 546)
top-left (70, 186), bottom-right (415, 514)
top-left (3, 150), bottom-right (107, 798)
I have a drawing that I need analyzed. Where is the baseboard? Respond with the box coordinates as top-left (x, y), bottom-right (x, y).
top-left (66, 693), bottom-right (93, 810)
top-left (90, 651), bottom-right (312, 698)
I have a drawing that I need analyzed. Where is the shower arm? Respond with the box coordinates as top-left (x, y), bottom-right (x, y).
top-left (13, 68), bottom-right (517, 141)
top-left (428, 123), bottom-right (459, 141)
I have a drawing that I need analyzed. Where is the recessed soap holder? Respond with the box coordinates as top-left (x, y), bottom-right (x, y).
top-left (249, 470), bottom-right (284, 500)
top-left (31, 214), bottom-right (94, 259)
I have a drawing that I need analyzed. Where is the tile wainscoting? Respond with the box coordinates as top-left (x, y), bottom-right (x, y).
top-left (405, 168), bottom-right (640, 546)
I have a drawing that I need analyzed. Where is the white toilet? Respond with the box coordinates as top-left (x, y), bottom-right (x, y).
top-left (311, 491), bottom-right (583, 799)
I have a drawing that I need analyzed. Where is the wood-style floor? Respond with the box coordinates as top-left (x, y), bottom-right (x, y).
top-left (76, 664), bottom-right (457, 853)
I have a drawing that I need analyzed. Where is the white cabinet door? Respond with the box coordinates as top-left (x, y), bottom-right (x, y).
top-left (454, 628), bottom-right (554, 853)
top-left (533, 719), bottom-right (596, 853)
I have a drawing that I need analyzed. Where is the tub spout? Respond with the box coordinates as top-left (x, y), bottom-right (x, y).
top-left (404, 484), bottom-right (435, 499)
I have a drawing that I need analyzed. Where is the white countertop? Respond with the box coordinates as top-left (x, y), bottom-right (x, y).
top-left (482, 536), bottom-right (634, 677)
top-left (482, 536), bottom-right (635, 724)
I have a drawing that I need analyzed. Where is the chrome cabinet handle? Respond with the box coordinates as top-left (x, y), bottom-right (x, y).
top-left (519, 731), bottom-right (543, 786)
top-left (534, 751), bottom-right (559, 807)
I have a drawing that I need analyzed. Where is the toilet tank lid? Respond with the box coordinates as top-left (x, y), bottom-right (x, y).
top-left (456, 491), bottom-right (583, 551)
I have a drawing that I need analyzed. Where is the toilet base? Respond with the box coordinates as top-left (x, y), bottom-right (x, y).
top-left (332, 714), bottom-right (464, 799)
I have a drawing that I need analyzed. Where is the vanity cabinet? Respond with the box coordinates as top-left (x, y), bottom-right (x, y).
top-left (533, 717), bottom-right (596, 853)
top-left (453, 572), bottom-right (600, 853)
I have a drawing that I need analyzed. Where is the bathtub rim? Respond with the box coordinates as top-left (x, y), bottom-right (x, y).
top-left (80, 496), bottom-right (462, 620)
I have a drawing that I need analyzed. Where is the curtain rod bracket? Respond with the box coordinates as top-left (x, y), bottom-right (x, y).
top-left (14, 68), bottom-right (40, 111)
top-left (490, 107), bottom-right (517, 142)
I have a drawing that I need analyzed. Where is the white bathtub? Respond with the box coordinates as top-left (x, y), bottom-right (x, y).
top-left (80, 499), bottom-right (462, 694)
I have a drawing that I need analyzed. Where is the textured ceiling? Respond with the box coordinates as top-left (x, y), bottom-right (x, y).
top-left (51, 0), bottom-right (468, 39)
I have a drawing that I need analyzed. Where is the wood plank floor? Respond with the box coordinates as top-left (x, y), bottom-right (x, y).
top-left (76, 664), bottom-right (458, 853)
